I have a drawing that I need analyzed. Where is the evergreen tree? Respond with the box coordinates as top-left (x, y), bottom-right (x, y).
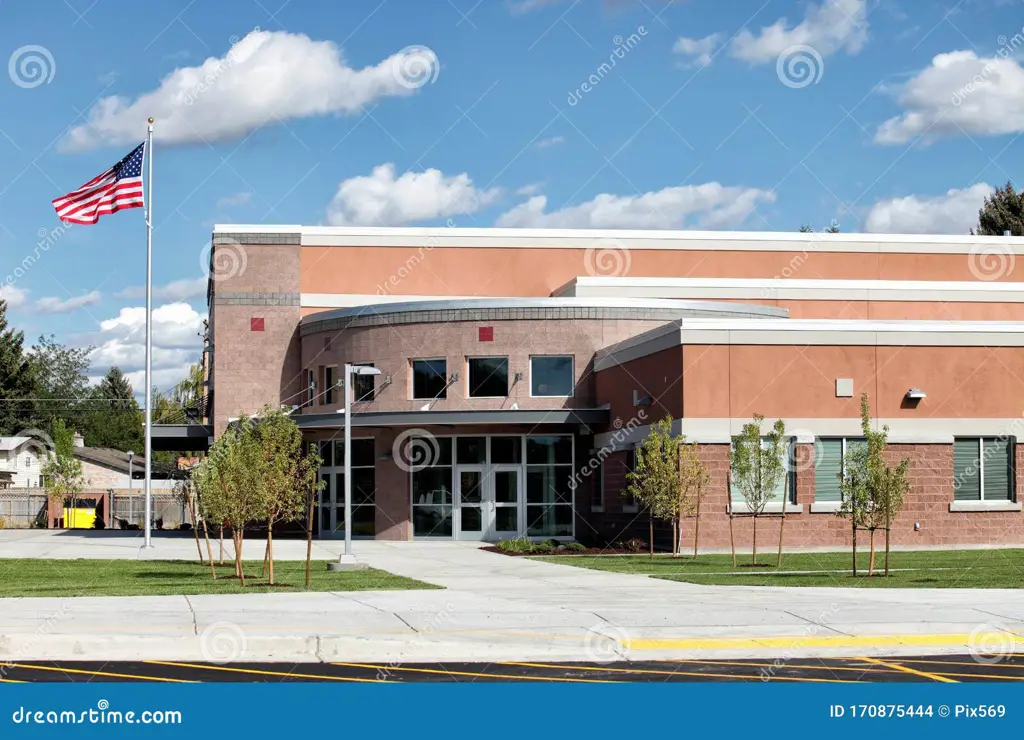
top-left (974, 181), bottom-right (1024, 235)
top-left (82, 367), bottom-right (142, 452)
top-left (0, 299), bottom-right (38, 435)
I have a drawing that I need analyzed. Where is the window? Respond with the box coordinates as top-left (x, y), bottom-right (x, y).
top-left (305, 369), bottom-right (316, 407)
top-left (954, 437), bottom-right (1014, 502)
top-left (412, 359), bottom-right (447, 400)
top-left (729, 437), bottom-right (795, 507)
top-left (815, 438), bottom-right (866, 504)
top-left (412, 437), bottom-right (454, 537)
top-left (490, 436), bottom-right (522, 464)
top-left (324, 366), bottom-right (336, 405)
top-left (317, 438), bottom-right (376, 536)
top-left (468, 357), bottom-right (508, 398)
top-left (623, 448), bottom-right (638, 513)
top-left (525, 435), bottom-right (574, 537)
top-left (353, 363), bottom-right (375, 403)
top-left (531, 355), bottom-right (574, 397)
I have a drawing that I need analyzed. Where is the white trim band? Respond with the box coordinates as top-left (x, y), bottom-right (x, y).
top-left (949, 501), bottom-right (1022, 512)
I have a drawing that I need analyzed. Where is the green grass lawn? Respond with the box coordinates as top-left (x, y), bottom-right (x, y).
top-left (531, 549), bottom-right (1024, 588)
top-left (0, 559), bottom-right (440, 598)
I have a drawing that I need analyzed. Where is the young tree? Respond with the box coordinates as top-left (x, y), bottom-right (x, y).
top-left (679, 439), bottom-right (710, 558)
top-left (838, 394), bottom-right (910, 576)
top-left (192, 415), bottom-right (264, 585)
top-left (730, 415), bottom-right (787, 565)
top-left (41, 418), bottom-right (86, 527)
top-left (974, 181), bottom-right (1024, 235)
top-left (0, 299), bottom-right (39, 436)
top-left (252, 407), bottom-right (321, 585)
top-left (625, 416), bottom-right (682, 559)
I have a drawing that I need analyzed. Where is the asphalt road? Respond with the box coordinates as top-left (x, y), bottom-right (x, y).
top-left (2, 655), bottom-right (1023, 683)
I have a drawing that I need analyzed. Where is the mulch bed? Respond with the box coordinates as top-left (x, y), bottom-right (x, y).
top-left (481, 546), bottom-right (665, 557)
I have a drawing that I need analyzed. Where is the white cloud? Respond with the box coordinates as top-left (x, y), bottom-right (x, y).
top-left (516, 182), bottom-right (544, 197)
top-left (217, 191), bottom-right (251, 209)
top-left (34, 291), bottom-right (102, 314)
top-left (326, 163), bottom-right (501, 226)
top-left (0, 284), bottom-right (28, 309)
top-left (673, 34), bottom-right (721, 67)
top-left (118, 277), bottom-right (207, 302)
top-left (494, 183), bottom-right (775, 229)
top-left (535, 136), bottom-right (565, 149)
top-left (863, 183), bottom-right (991, 234)
top-left (62, 30), bottom-right (433, 150)
top-left (89, 302), bottom-right (205, 394)
top-left (731, 0), bottom-right (868, 63)
top-left (875, 51), bottom-right (1024, 144)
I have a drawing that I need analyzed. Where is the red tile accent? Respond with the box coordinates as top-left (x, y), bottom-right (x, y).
top-left (478, 326), bottom-right (494, 342)
top-left (250, 317), bottom-right (265, 332)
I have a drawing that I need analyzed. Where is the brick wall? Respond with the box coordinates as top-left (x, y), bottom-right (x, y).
top-left (586, 442), bottom-right (1024, 550)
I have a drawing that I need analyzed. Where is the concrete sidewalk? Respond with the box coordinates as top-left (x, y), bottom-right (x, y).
top-left (1, 533), bottom-right (1023, 664)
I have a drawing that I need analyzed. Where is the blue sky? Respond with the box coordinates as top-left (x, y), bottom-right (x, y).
top-left (0, 0), bottom-right (1022, 394)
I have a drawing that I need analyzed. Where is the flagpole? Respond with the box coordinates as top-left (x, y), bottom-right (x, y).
top-left (143, 117), bottom-right (154, 549)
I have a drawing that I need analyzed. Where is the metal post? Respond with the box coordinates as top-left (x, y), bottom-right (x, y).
top-left (329, 364), bottom-right (367, 571)
top-left (128, 451), bottom-right (134, 527)
top-left (143, 118), bottom-right (154, 549)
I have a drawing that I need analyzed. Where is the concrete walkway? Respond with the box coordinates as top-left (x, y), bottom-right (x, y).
top-left (0, 532), bottom-right (1022, 665)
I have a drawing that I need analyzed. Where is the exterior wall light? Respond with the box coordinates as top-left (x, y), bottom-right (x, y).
top-left (905, 388), bottom-right (926, 401)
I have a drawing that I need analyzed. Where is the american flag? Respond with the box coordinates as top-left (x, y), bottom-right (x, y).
top-left (52, 142), bottom-right (146, 225)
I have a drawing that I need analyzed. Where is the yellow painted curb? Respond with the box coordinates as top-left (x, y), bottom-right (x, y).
top-left (626, 632), bottom-right (1020, 651)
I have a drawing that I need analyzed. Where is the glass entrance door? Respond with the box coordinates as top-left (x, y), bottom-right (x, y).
top-left (455, 467), bottom-right (487, 541)
top-left (319, 472), bottom-right (344, 539)
top-left (490, 467), bottom-right (521, 539)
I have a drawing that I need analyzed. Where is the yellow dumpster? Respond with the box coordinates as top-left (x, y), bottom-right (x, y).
top-left (63, 506), bottom-right (96, 529)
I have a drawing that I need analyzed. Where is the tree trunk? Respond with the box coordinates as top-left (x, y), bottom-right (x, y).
top-left (236, 528), bottom-right (246, 587)
top-left (219, 526), bottom-right (225, 565)
top-left (201, 516), bottom-right (216, 580)
top-left (672, 520), bottom-right (678, 557)
top-left (868, 528), bottom-right (876, 576)
top-left (752, 515), bottom-right (758, 565)
top-left (648, 516), bottom-right (654, 560)
top-left (728, 512), bottom-right (736, 567)
top-left (261, 536), bottom-right (270, 578)
top-left (267, 525), bottom-right (275, 586)
top-left (305, 486), bottom-right (314, 588)
top-left (852, 519), bottom-right (858, 578)
top-left (776, 509), bottom-right (786, 569)
top-left (187, 493), bottom-right (203, 563)
top-left (884, 526), bottom-right (891, 577)
top-left (693, 495), bottom-right (701, 560)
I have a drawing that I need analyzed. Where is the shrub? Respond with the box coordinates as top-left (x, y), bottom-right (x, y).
top-left (531, 541), bottom-right (554, 553)
top-left (620, 538), bottom-right (647, 553)
top-left (0, 515), bottom-right (6, 529)
top-left (496, 535), bottom-right (534, 554)
top-left (563, 541), bottom-right (586, 552)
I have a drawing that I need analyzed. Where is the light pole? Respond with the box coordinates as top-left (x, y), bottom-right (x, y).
top-left (127, 451), bottom-right (134, 528)
top-left (329, 363), bottom-right (380, 571)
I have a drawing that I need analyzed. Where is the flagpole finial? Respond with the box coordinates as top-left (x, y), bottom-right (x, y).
top-left (147, 117), bottom-right (154, 124)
